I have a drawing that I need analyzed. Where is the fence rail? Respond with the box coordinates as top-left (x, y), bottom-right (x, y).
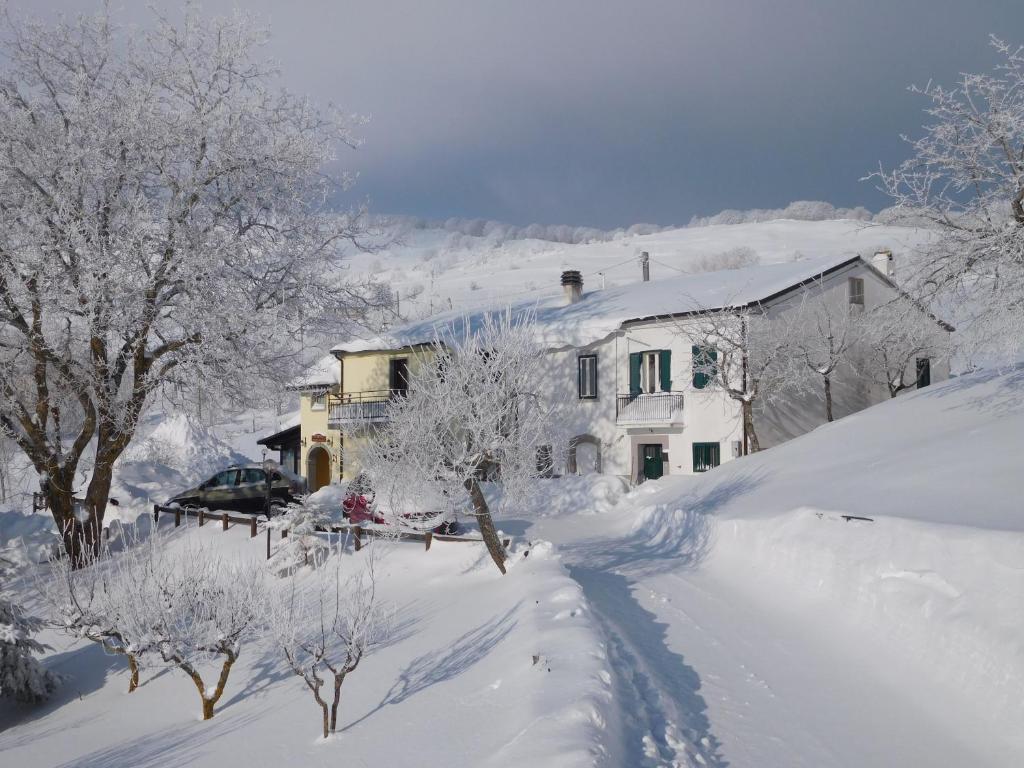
top-left (327, 389), bottom-right (405, 426)
top-left (151, 504), bottom-right (508, 560)
top-left (615, 392), bottom-right (685, 424)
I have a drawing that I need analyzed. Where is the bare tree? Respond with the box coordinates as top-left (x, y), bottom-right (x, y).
top-left (685, 304), bottom-right (802, 453)
top-left (354, 312), bottom-right (565, 574)
top-left (860, 299), bottom-right (950, 398)
top-left (0, 7), bottom-right (384, 562)
top-left (790, 286), bottom-right (865, 422)
top-left (41, 536), bottom-right (148, 692)
top-left (114, 531), bottom-right (265, 720)
top-left (871, 36), bottom-right (1024, 360)
top-left (266, 551), bottom-right (391, 738)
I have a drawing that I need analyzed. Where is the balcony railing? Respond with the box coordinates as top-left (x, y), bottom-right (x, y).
top-left (615, 392), bottom-right (685, 424)
top-left (328, 389), bottom-right (406, 427)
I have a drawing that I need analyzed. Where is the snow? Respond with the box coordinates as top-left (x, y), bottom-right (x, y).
top-left (525, 363), bottom-right (1024, 766)
top-left (336, 252), bottom-right (870, 352)
top-left (343, 218), bottom-right (936, 341)
top-left (287, 353), bottom-right (341, 389)
top-left (0, 521), bottom-right (613, 768)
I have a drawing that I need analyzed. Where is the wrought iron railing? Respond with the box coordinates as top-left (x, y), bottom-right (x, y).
top-left (615, 392), bottom-right (685, 424)
top-left (328, 389), bottom-right (406, 426)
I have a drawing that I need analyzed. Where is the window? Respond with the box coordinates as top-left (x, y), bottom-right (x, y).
top-left (692, 345), bottom-right (717, 390)
top-left (390, 358), bottom-right (410, 395)
top-left (628, 350), bottom-right (672, 395)
top-left (848, 277), bottom-right (865, 306)
top-left (692, 442), bottom-right (721, 473)
top-left (310, 390), bottom-right (326, 411)
top-left (578, 355), bottom-right (598, 399)
top-left (916, 357), bottom-right (931, 389)
top-left (210, 470), bottom-right (239, 488)
top-left (240, 468), bottom-right (265, 485)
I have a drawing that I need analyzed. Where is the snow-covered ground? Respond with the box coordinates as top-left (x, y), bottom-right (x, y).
top-left (527, 363), bottom-right (1024, 766)
top-left (3, 362), bottom-right (1020, 766)
top-left (0, 520), bottom-right (615, 767)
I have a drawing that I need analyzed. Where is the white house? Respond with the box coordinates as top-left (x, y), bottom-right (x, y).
top-left (289, 252), bottom-right (952, 486)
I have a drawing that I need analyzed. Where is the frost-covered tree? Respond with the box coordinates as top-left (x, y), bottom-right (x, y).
top-left (354, 312), bottom-right (565, 574)
top-left (41, 534), bottom-right (149, 692)
top-left (860, 299), bottom-right (950, 398)
top-left (0, 6), bottom-right (383, 562)
top-left (115, 533), bottom-right (265, 720)
top-left (266, 552), bottom-right (391, 738)
top-left (265, 498), bottom-right (338, 574)
top-left (1, 552), bottom-right (58, 703)
top-left (685, 305), bottom-right (803, 453)
top-left (790, 287), bottom-right (865, 422)
top-left (871, 37), bottom-right (1024, 360)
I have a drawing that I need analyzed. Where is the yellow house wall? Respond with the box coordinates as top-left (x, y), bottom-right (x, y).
top-left (297, 346), bottom-right (436, 486)
top-left (298, 383), bottom-right (342, 487)
top-left (341, 347), bottom-right (435, 393)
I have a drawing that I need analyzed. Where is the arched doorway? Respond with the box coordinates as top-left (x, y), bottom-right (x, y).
top-left (567, 435), bottom-right (602, 475)
top-left (306, 446), bottom-right (331, 492)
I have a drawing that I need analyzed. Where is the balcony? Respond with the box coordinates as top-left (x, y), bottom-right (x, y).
top-left (328, 389), bottom-right (405, 427)
top-left (616, 392), bottom-right (684, 425)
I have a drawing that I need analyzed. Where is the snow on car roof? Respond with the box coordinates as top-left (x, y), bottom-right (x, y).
top-left (331, 253), bottom-right (861, 352)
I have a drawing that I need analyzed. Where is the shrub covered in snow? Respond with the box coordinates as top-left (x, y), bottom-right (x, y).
top-left (0, 551), bottom-right (58, 703)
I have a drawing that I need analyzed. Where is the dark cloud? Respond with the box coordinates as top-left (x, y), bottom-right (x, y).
top-left (32, 0), bottom-right (1024, 227)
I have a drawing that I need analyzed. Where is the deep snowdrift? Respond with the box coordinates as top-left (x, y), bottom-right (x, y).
top-left (619, 365), bottom-right (1024, 764)
top-left (0, 521), bottom-right (614, 768)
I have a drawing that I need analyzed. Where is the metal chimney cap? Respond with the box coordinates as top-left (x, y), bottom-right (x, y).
top-left (560, 269), bottom-right (583, 286)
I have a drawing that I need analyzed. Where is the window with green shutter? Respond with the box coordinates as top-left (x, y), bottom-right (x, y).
top-left (629, 352), bottom-right (642, 396)
top-left (692, 442), bottom-right (721, 473)
top-left (658, 350), bottom-right (672, 392)
top-left (692, 345), bottom-right (717, 389)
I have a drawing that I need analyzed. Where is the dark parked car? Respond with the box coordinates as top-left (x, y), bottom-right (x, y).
top-left (167, 465), bottom-right (301, 514)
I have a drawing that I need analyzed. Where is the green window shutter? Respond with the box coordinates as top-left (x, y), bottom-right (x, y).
top-left (692, 345), bottom-right (707, 389)
top-left (659, 350), bottom-right (672, 392)
top-left (629, 353), bottom-right (642, 395)
top-left (692, 346), bottom-right (717, 390)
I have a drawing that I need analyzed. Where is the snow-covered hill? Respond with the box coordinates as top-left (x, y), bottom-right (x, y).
top-left (353, 218), bottom-right (936, 334)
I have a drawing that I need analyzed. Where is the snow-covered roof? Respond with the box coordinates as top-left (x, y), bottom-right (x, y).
top-left (287, 354), bottom-right (340, 390)
top-left (332, 253), bottom-right (862, 352)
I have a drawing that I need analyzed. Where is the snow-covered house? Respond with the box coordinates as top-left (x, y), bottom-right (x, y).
top-left (278, 253), bottom-right (951, 487)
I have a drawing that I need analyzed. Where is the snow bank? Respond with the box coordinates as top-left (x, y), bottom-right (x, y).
top-left (0, 518), bottom-right (613, 768)
top-left (626, 364), bottom-right (1024, 762)
top-left (121, 414), bottom-right (252, 483)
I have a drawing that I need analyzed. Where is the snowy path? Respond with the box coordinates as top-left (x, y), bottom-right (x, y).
top-left (530, 514), bottom-right (1001, 768)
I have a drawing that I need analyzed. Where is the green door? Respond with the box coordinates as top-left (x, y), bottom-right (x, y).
top-left (641, 444), bottom-right (664, 481)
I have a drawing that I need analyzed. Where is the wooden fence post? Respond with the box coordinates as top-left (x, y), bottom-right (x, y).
top-left (281, 529), bottom-right (288, 540)
top-left (198, 509), bottom-right (205, 527)
top-left (250, 517), bottom-right (258, 538)
top-left (222, 512), bottom-right (229, 531)
top-left (153, 504), bottom-right (159, 523)
top-left (354, 526), bottom-right (362, 552)
top-left (174, 507), bottom-right (181, 528)
top-left (266, 528), bottom-right (271, 560)
top-left (425, 531), bottom-right (433, 551)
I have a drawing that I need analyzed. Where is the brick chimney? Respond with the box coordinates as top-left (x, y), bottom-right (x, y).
top-left (561, 270), bottom-right (583, 304)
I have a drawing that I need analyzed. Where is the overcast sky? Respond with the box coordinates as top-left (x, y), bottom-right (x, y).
top-left (34, 1), bottom-right (1024, 228)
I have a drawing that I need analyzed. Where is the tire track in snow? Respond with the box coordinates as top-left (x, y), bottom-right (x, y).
top-left (568, 566), bottom-right (726, 768)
